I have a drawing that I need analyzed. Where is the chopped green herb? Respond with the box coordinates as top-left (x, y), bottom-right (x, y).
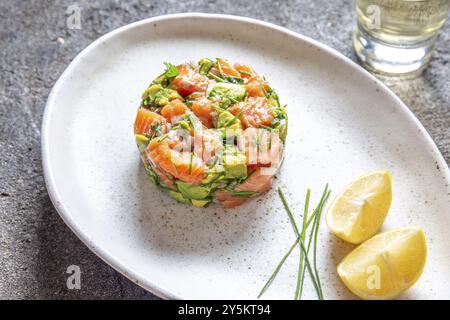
top-left (216, 58), bottom-right (224, 76)
top-left (148, 122), bottom-right (163, 139)
top-left (188, 152), bottom-right (193, 175)
top-left (238, 168), bottom-right (257, 184)
top-left (207, 82), bottom-right (246, 108)
top-left (144, 165), bottom-right (160, 185)
top-left (163, 62), bottom-right (179, 78)
top-left (259, 124), bottom-right (273, 131)
top-left (207, 72), bottom-right (244, 85)
top-left (224, 111), bottom-right (243, 127)
top-left (225, 76), bottom-right (244, 84)
top-left (156, 134), bottom-right (169, 143)
top-left (228, 190), bottom-right (255, 197)
top-left (239, 70), bottom-right (253, 77)
top-left (141, 84), bottom-right (181, 107)
top-left (198, 58), bottom-right (216, 75)
top-left (207, 72), bottom-right (225, 82)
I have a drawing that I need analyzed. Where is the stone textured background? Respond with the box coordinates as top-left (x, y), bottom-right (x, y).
top-left (0, 0), bottom-right (448, 299)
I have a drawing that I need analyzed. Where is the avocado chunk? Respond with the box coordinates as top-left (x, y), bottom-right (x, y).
top-left (135, 134), bottom-right (149, 152)
top-left (198, 58), bottom-right (216, 75)
top-left (274, 120), bottom-right (288, 142)
top-left (217, 110), bottom-right (242, 130)
top-left (202, 173), bottom-right (220, 184)
top-left (191, 199), bottom-right (210, 208)
top-left (175, 181), bottom-right (210, 200)
top-left (222, 149), bottom-right (247, 179)
top-left (202, 163), bottom-right (226, 185)
top-left (135, 134), bottom-right (149, 144)
top-left (169, 191), bottom-right (190, 204)
top-left (207, 82), bottom-right (246, 108)
top-left (266, 89), bottom-right (280, 109)
top-left (218, 127), bottom-right (243, 142)
top-left (145, 165), bottom-right (160, 185)
top-left (142, 84), bottom-right (182, 107)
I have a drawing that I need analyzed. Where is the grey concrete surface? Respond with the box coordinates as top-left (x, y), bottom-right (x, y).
top-left (0, 0), bottom-right (448, 299)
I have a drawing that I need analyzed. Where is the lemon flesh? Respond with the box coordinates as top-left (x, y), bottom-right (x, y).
top-left (338, 226), bottom-right (427, 300)
top-left (326, 170), bottom-right (392, 244)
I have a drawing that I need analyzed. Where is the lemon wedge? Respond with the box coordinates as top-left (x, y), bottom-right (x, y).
top-left (326, 170), bottom-right (392, 244)
top-left (338, 226), bottom-right (427, 300)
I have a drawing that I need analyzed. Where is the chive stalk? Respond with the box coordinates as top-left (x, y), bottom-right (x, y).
top-left (257, 185), bottom-right (330, 300)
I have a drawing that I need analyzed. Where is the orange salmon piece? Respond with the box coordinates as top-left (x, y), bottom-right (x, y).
top-left (134, 108), bottom-right (167, 136)
top-left (214, 168), bottom-right (274, 208)
top-left (190, 96), bottom-right (215, 128)
top-left (214, 189), bottom-right (247, 208)
top-left (160, 99), bottom-right (188, 123)
top-left (238, 127), bottom-right (283, 168)
top-left (234, 63), bottom-right (257, 78)
top-left (148, 138), bottom-right (206, 185)
top-left (229, 97), bottom-right (274, 128)
top-left (193, 129), bottom-right (223, 164)
top-left (172, 64), bottom-right (209, 97)
top-left (235, 167), bottom-right (273, 194)
top-left (211, 59), bottom-right (241, 77)
top-left (154, 166), bottom-right (175, 189)
top-left (244, 77), bottom-right (269, 97)
top-left (234, 63), bottom-right (268, 96)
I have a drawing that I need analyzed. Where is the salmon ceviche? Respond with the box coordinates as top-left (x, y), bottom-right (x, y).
top-left (134, 58), bottom-right (288, 208)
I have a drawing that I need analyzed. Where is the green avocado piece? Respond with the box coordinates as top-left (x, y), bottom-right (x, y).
top-left (198, 58), bottom-right (216, 75)
top-left (207, 82), bottom-right (246, 107)
top-left (142, 84), bottom-right (182, 107)
top-left (191, 199), bottom-right (210, 208)
top-left (202, 173), bottom-right (220, 184)
top-left (135, 134), bottom-right (149, 152)
top-left (169, 191), bottom-right (190, 204)
top-left (217, 110), bottom-right (242, 130)
top-left (266, 89), bottom-right (280, 108)
top-left (274, 120), bottom-right (288, 142)
top-left (175, 181), bottom-right (210, 200)
top-left (217, 127), bottom-right (243, 141)
top-left (145, 165), bottom-right (160, 185)
top-left (167, 89), bottom-right (182, 100)
top-left (222, 149), bottom-right (247, 179)
top-left (135, 134), bottom-right (149, 144)
top-left (202, 163), bottom-right (226, 185)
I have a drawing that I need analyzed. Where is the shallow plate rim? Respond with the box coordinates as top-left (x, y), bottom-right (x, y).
top-left (41, 12), bottom-right (450, 300)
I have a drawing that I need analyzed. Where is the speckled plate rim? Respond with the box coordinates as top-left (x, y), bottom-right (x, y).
top-left (41, 13), bottom-right (450, 300)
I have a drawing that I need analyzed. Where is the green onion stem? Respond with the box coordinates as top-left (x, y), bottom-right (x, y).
top-left (294, 189), bottom-right (310, 300)
top-left (298, 186), bottom-right (330, 299)
top-left (296, 234), bottom-right (322, 300)
top-left (224, 111), bottom-right (243, 127)
top-left (279, 188), bottom-right (322, 300)
top-left (298, 207), bottom-right (319, 299)
top-left (278, 189), bottom-right (301, 237)
top-left (239, 70), bottom-right (253, 77)
top-left (211, 105), bottom-right (226, 113)
top-left (257, 240), bottom-right (298, 299)
top-left (312, 186), bottom-right (330, 298)
top-left (216, 58), bottom-right (223, 76)
top-left (258, 186), bottom-right (330, 300)
top-left (208, 72), bottom-right (225, 82)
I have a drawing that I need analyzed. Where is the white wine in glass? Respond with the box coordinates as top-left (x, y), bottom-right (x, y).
top-left (353, 0), bottom-right (450, 75)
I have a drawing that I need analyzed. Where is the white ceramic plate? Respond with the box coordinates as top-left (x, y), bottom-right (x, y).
top-left (42, 13), bottom-right (450, 299)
